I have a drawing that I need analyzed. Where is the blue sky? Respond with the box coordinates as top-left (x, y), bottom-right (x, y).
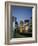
top-left (11, 6), bottom-right (32, 24)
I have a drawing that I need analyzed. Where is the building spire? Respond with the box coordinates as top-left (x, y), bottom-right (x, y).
top-left (20, 15), bottom-right (22, 21)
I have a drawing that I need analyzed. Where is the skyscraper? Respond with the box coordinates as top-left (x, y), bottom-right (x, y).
top-left (24, 20), bottom-right (29, 32)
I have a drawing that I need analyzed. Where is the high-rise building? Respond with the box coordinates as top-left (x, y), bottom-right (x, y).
top-left (24, 20), bottom-right (29, 32)
top-left (29, 17), bottom-right (32, 32)
top-left (20, 20), bottom-right (24, 33)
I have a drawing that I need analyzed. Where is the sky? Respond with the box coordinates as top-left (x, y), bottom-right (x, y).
top-left (11, 5), bottom-right (32, 24)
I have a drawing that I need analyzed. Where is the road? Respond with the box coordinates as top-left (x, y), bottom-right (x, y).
top-left (14, 32), bottom-right (32, 38)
